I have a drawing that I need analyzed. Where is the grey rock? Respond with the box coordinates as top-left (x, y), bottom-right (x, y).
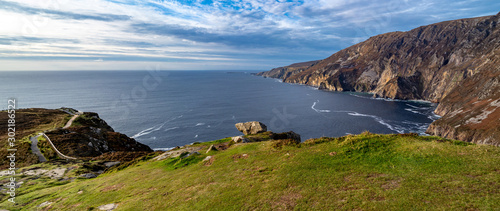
top-left (203, 156), bottom-right (212, 162)
top-left (104, 161), bottom-right (121, 167)
top-left (79, 173), bottom-right (97, 179)
top-left (98, 203), bottom-right (118, 211)
top-left (231, 136), bottom-right (248, 143)
top-left (182, 151), bottom-right (200, 158)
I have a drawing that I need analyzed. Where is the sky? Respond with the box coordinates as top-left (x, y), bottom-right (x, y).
top-left (0, 0), bottom-right (498, 71)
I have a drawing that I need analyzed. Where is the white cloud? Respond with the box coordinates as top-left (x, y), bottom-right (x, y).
top-left (0, 0), bottom-right (498, 70)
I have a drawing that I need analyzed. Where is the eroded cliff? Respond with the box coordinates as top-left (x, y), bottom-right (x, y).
top-left (257, 13), bottom-right (500, 145)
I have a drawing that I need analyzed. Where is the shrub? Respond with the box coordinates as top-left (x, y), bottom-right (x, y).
top-left (271, 139), bottom-right (300, 149)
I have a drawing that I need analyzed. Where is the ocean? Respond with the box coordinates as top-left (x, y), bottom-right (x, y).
top-left (0, 70), bottom-right (439, 150)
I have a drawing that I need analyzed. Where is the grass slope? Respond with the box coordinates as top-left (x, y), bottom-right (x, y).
top-left (1, 133), bottom-right (499, 210)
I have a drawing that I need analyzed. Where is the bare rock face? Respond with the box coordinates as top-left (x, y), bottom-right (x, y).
top-left (235, 121), bottom-right (267, 135)
top-left (257, 12), bottom-right (500, 146)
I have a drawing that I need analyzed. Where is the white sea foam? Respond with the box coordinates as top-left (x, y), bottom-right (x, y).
top-left (428, 112), bottom-right (442, 121)
top-left (347, 112), bottom-right (404, 133)
top-left (405, 104), bottom-right (421, 109)
top-left (405, 108), bottom-right (422, 114)
top-left (311, 100), bottom-right (331, 113)
top-left (164, 127), bottom-right (179, 131)
top-left (195, 123), bottom-right (205, 126)
top-left (131, 122), bottom-right (166, 138)
top-left (131, 115), bottom-right (184, 138)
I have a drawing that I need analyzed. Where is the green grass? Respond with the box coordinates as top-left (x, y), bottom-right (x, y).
top-left (191, 137), bottom-right (232, 146)
top-left (1, 133), bottom-right (499, 210)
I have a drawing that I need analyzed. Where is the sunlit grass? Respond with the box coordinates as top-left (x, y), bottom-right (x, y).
top-left (1, 133), bottom-right (498, 210)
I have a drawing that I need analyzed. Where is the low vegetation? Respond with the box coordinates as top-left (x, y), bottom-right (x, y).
top-left (1, 132), bottom-right (498, 210)
top-left (0, 108), bottom-right (71, 168)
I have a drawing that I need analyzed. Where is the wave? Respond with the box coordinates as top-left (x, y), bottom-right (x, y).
top-left (164, 127), bottom-right (179, 131)
top-left (195, 123), bottom-right (205, 126)
top-left (428, 112), bottom-right (441, 121)
top-left (405, 103), bottom-right (421, 109)
top-left (131, 114), bottom-right (184, 138)
top-left (347, 112), bottom-right (404, 133)
top-left (350, 93), bottom-right (433, 104)
top-left (405, 108), bottom-right (423, 114)
top-left (131, 122), bottom-right (166, 138)
top-left (311, 100), bottom-right (331, 113)
top-left (404, 104), bottom-right (441, 121)
top-left (348, 93), bottom-right (400, 102)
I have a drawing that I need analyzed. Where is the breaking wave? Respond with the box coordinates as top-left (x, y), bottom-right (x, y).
top-left (311, 100), bottom-right (331, 113)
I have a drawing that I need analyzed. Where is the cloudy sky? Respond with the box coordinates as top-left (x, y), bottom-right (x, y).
top-left (0, 0), bottom-right (498, 71)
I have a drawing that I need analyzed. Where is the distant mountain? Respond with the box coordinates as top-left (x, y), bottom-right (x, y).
top-left (255, 60), bottom-right (320, 80)
top-left (257, 12), bottom-right (500, 146)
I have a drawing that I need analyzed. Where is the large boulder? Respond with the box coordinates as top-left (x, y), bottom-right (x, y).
top-left (235, 121), bottom-right (267, 135)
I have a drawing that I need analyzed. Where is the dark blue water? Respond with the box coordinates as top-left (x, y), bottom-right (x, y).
top-left (0, 71), bottom-right (439, 150)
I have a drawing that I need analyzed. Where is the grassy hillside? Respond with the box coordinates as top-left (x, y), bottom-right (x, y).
top-left (1, 132), bottom-right (499, 210)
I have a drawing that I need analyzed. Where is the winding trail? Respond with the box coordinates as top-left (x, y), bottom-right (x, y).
top-left (62, 113), bottom-right (80, 129)
top-left (30, 135), bottom-right (47, 162)
top-left (40, 133), bottom-right (77, 160)
top-left (31, 109), bottom-right (82, 161)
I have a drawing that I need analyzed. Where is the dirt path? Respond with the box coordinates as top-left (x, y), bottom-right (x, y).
top-left (35, 110), bottom-right (82, 160)
top-left (40, 133), bottom-right (77, 160)
top-left (62, 111), bottom-right (83, 129)
top-left (30, 135), bottom-right (47, 162)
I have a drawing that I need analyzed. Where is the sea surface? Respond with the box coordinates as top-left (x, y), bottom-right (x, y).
top-left (0, 71), bottom-right (440, 150)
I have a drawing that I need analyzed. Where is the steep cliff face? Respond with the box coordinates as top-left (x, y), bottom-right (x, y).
top-left (257, 13), bottom-right (500, 145)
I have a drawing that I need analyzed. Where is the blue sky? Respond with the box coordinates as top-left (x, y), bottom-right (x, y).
top-left (0, 0), bottom-right (498, 71)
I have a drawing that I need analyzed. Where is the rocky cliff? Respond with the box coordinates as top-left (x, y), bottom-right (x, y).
top-left (257, 13), bottom-right (500, 145)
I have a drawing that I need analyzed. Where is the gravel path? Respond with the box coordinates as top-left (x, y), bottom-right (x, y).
top-left (62, 112), bottom-right (82, 129)
top-left (30, 135), bottom-right (47, 162)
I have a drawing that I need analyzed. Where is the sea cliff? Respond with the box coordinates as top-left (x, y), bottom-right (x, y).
top-left (257, 13), bottom-right (500, 146)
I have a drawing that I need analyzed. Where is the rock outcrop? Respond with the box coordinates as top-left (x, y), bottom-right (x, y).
top-left (231, 136), bottom-right (248, 143)
top-left (235, 121), bottom-right (268, 135)
top-left (271, 131), bottom-right (301, 143)
top-left (257, 12), bottom-right (500, 145)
